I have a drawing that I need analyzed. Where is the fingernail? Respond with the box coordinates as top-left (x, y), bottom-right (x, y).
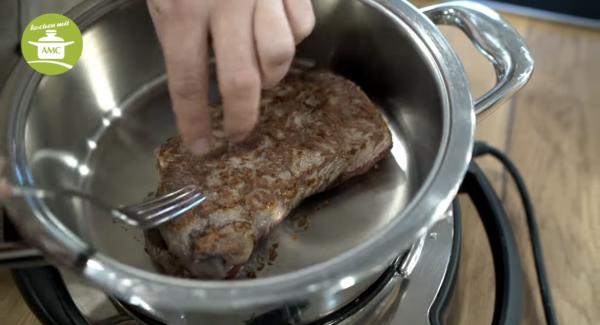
top-left (190, 138), bottom-right (211, 156)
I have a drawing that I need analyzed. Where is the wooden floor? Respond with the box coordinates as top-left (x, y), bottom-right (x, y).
top-left (1, 3), bottom-right (598, 325)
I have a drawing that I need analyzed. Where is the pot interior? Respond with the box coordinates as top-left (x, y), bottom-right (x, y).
top-left (19, 0), bottom-right (444, 279)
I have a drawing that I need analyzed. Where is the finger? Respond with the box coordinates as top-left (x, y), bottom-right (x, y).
top-left (149, 2), bottom-right (212, 154)
top-left (283, 0), bottom-right (315, 44)
top-left (165, 31), bottom-right (212, 154)
top-left (254, 0), bottom-right (295, 89)
top-left (211, 0), bottom-right (261, 141)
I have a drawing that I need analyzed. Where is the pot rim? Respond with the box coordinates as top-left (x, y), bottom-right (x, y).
top-left (1, 0), bottom-right (475, 312)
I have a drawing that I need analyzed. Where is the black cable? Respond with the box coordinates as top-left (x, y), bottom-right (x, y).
top-left (473, 141), bottom-right (559, 325)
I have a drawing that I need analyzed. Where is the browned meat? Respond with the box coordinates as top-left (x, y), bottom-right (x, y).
top-left (144, 71), bottom-right (392, 279)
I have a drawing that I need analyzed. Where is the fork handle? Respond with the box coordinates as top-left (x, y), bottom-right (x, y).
top-left (1, 179), bottom-right (75, 200)
top-left (1, 175), bottom-right (48, 268)
top-left (1, 208), bottom-right (47, 268)
top-left (0, 242), bottom-right (47, 268)
top-left (0, 181), bottom-right (59, 268)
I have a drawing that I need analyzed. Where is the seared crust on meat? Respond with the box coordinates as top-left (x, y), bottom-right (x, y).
top-left (145, 71), bottom-right (392, 279)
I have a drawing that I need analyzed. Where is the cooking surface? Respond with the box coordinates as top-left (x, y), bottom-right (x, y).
top-left (1, 2), bottom-right (599, 325)
top-left (80, 72), bottom-right (409, 279)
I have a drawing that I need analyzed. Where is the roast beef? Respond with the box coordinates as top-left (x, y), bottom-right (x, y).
top-left (144, 71), bottom-right (393, 279)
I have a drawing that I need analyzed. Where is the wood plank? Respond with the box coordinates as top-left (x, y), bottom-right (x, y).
top-left (503, 19), bottom-right (600, 325)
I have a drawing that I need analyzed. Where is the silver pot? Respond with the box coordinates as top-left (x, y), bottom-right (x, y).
top-left (0, 0), bottom-right (533, 323)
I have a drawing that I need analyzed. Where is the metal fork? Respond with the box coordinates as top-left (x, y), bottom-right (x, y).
top-left (0, 180), bottom-right (206, 230)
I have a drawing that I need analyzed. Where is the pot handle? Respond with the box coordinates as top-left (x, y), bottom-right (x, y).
top-left (422, 1), bottom-right (534, 117)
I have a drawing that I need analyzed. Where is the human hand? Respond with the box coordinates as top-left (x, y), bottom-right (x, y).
top-left (147, 0), bottom-right (315, 154)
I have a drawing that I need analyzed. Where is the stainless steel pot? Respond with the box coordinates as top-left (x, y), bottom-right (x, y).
top-left (0, 0), bottom-right (533, 323)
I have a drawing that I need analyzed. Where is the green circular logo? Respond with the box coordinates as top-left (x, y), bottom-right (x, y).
top-left (21, 13), bottom-right (83, 76)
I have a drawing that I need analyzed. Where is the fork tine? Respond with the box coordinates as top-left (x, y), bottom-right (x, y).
top-left (144, 191), bottom-right (205, 218)
top-left (125, 192), bottom-right (200, 218)
top-left (134, 192), bottom-right (206, 229)
top-left (123, 186), bottom-right (191, 211)
top-left (124, 190), bottom-right (201, 217)
top-left (124, 185), bottom-right (197, 213)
